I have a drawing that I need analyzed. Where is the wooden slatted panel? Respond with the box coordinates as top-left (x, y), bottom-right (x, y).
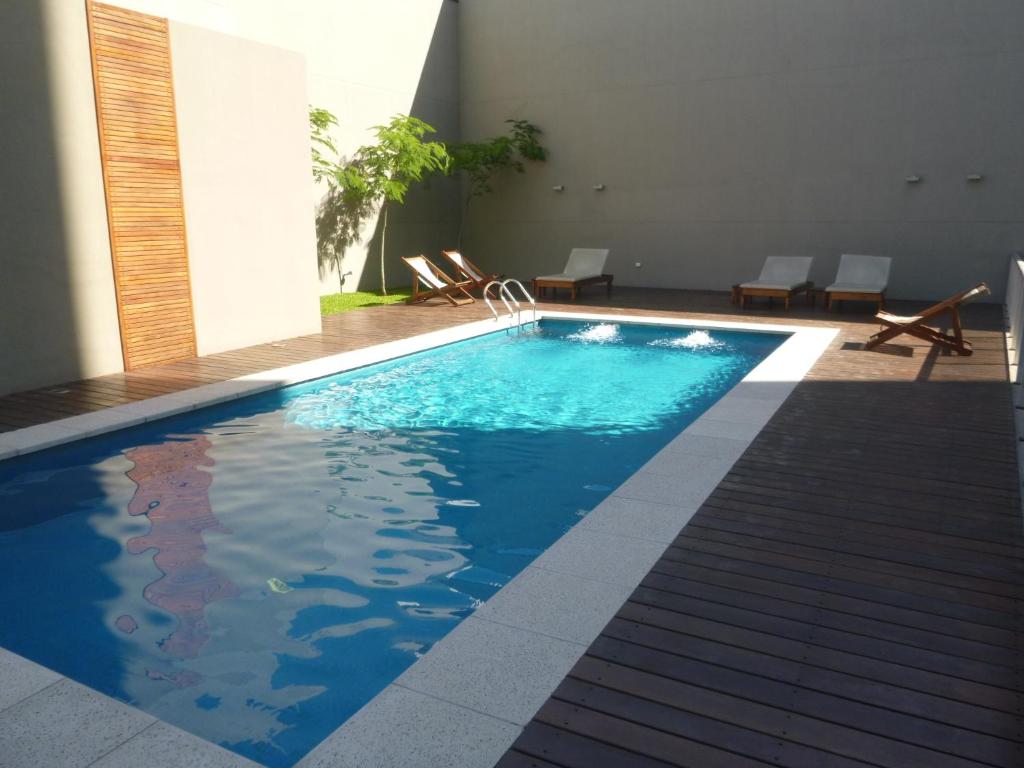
top-left (87, 1), bottom-right (196, 370)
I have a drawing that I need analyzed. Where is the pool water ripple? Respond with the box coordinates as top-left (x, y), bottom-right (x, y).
top-left (0, 320), bottom-right (783, 766)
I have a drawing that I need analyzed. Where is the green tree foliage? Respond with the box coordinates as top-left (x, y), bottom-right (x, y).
top-left (311, 111), bottom-right (541, 293)
top-left (309, 107), bottom-right (340, 186)
top-left (448, 119), bottom-right (547, 243)
top-left (342, 116), bottom-right (450, 294)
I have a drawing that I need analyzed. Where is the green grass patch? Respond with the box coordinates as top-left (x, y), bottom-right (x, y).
top-left (320, 288), bottom-right (412, 315)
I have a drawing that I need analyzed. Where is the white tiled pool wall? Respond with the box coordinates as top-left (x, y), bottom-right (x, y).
top-left (0, 312), bottom-right (838, 768)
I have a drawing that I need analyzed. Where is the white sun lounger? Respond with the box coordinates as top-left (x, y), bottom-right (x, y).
top-left (533, 248), bottom-right (612, 300)
top-left (825, 254), bottom-right (891, 311)
top-left (737, 256), bottom-right (814, 310)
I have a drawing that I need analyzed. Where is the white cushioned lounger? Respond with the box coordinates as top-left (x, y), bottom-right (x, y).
top-left (825, 254), bottom-right (891, 310)
top-left (740, 256), bottom-right (813, 291)
top-left (736, 256), bottom-right (814, 309)
top-left (535, 248), bottom-right (609, 282)
top-left (533, 248), bottom-right (613, 300)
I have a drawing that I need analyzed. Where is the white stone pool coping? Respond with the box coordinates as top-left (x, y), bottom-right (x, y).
top-left (0, 311), bottom-right (838, 768)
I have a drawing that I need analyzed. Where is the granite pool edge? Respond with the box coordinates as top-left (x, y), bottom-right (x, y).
top-left (0, 312), bottom-right (839, 768)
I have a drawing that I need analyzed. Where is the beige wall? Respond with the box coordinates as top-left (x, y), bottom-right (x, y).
top-left (0, 0), bottom-right (124, 396)
top-left (170, 21), bottom-right (322, 356)
top-left (459, 0), bottom-right (1024, 301)
top-left (114, 0), bottom-right (462, 294)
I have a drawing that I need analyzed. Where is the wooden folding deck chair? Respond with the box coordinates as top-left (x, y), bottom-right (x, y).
top-left (864, 283), bottom-right (989, 355)
top-left (441, 250), bottom-right (499, 291)
top-left (402, 255), bottom-right (475, 306)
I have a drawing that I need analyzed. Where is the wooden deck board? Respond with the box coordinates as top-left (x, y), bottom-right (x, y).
top-left (0, 287), bottom-right (1020, 767)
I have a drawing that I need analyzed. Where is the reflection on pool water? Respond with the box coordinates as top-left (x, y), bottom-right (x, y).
top-left (0, 320), bottom-right (784, 766)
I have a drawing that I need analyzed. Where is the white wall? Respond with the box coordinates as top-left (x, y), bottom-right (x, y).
top-left (114, 0), bottom-right (462, 294)
top-left (171, 22), bottom-right (322, 355)
top-left (459, 0), bottom-right (1024, 301)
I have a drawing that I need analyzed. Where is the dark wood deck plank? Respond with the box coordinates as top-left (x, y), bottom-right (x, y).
top-left (700, 493), bottom-right (1024, 559)
top-left (493, 751), bottom-right (565, 768)
top-left (693, 505), bottom-right (1024, 576)
top-left (637, 573), bottom-right (1022, 678)
top-left (589, 634), bottom-right (1020, 767)
top-left (551, 678), bottom-right (873, 768)
top-left (510, 721), bottom-right (677, 768)
top-left (644, 561), bottom-right (1022, 653)
top-left (569, 658), bottom-right (989, 768)
top-left (710, 483), bottom-right (1022, 543)
top-left (680, 523), bottom-right (1023, 595)
top-left (662, 544), bottom-right (1022, 630)
top-left (605, 610), bottom-right (1021, 752)
top-left (533, 698), bottom-right (769, 768)
top-left (618, 597), bottom-right (1021, 724)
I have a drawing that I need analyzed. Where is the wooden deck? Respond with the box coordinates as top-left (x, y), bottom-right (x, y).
top-left (1, 288), bottom-right (1021, 767)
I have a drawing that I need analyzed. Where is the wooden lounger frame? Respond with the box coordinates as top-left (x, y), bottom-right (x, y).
top-left (738, 282), bottom-right (811, 310)
top-left (826, 289), bottom-right (886, 312)
top-left (864, 282), bottom-right (989, 356)
top-left (441, 250), bottom-right (499, 291)
top-left (402, 255), bottom-right (475, 306)
top-left (532, 274), bottom-right (613, 301)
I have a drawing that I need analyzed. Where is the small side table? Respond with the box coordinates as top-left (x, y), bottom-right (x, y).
top-left (806, 285), bottom-right (825, 307)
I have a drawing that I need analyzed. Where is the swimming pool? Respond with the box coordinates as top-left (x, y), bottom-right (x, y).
top-left (0, 319), bottom-right (787, 766)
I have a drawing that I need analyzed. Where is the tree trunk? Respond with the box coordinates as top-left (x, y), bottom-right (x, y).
top-left (379, 202), bottom-right (389, 296)
top-left (337, 255), bottom-right (344, 292)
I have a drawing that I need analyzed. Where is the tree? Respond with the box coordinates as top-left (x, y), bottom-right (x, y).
top-left (309, 107), bottom-right (340, 186)
top-left (342, 115), bottom-right (450, 294)
top-left (448, 119), bottom-right (547, 245)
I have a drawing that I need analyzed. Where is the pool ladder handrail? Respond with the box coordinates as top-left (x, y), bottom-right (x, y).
top-left (483, 279), bottom-right (537, 331)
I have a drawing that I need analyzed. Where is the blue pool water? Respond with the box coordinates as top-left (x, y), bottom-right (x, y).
top-left (0, 320), bottom-right (784, 766)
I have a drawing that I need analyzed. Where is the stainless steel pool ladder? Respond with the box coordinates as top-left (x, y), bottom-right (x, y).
top-left (483, 279), bottom-right (538, 331)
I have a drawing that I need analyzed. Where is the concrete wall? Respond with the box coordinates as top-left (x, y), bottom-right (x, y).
top-left (459, 0), bottom-right (1024, 301)
top-left (0, 0), bottom-right (124, 396)
top-left (116, 0), bottom-right (462, 294)
top-left (170, 22), bottom-right (322, 355)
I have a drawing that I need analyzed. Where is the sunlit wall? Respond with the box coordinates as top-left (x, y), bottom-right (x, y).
top-left (170, 21), bottom-right (323, 355)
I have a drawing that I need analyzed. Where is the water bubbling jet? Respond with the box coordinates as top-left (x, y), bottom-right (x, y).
top-left (649, 330), bottom-right (722, 349)
top-left (567, 323), bottom-right (621, 343)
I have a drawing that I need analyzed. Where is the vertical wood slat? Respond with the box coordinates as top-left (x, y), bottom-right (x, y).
top-left (86, 1), bottom-right (197, 370)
